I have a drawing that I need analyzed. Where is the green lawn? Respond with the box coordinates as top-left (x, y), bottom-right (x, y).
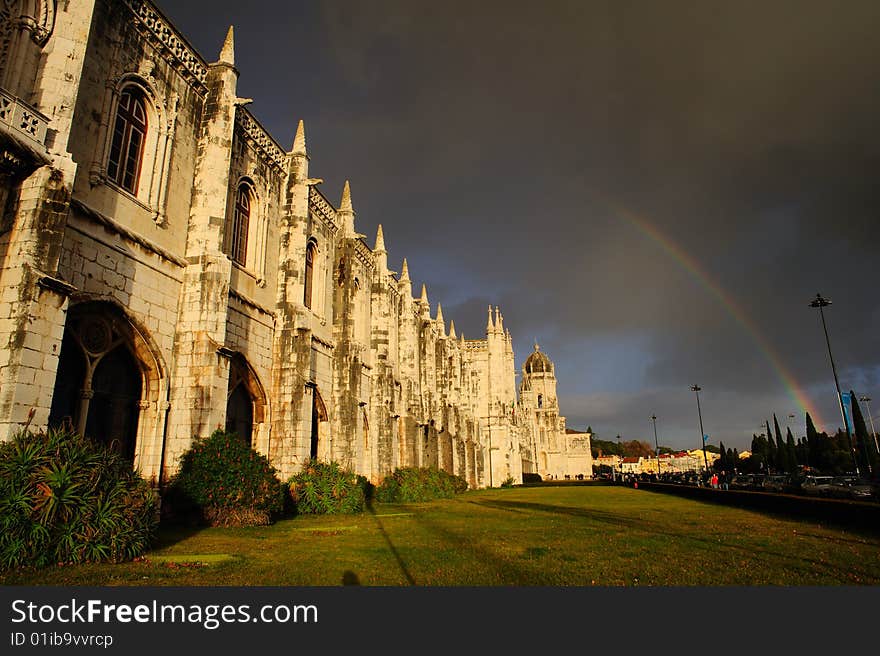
top-left (4, 485), bottom-right (879, 586)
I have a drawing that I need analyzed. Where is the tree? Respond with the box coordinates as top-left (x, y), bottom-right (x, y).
top-left (766, 420), bottom-right (777, 472)
top-left (796, 436), bottom-right (808, 468)
top-left (773, 414), bottom-right (789, 472)
top-left (750, 433), bottom-right (768, 472)
top-left (623, 440), bottom-right (654, 458)
top-left (850, 390), bottom-right (879, 477)
top-left (785, 427), bottom-right (797, 473)
top-left (806, 412), bottom-right (819, 470)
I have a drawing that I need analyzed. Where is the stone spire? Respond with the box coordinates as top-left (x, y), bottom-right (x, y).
top-left (487, 304), bottom-right (495, 332)
top-left (289, 119), bottom-right (309, 182)
top-left (340, 180), bottom-right (352, 212)
top-left (436, 303), bottom-right (445, 336)
top-left (219, 25), bottom-right (235, 66)
top-left (397, 257), bottom-right (412, 304)
top-left (374, 224), bottom-right (387, 274)
top-left (495, 306), bottom-right (503, 332)
top-left (419, 283), bottom-right (430, 319)
top-left (338, 180), bottom-right (356, 236)
top-left (374, 224), bottom-right (386, 252)
top-left (449, 320), bottom-right (457, 339)
top-left (291, 119), bottom-right (306, 156)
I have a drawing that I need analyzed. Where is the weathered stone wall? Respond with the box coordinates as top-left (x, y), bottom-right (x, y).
top-left (0, 0), bottom-right (586, 491)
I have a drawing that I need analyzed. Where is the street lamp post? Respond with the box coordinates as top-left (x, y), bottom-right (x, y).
top-left (617, 434), bottom-right (621, 481)
top-left (651, 414), bottom-right (661, 478)
top-left (691, 385), bottom-right (709, 473)
top-left (859, 396), bottom-right (878, 454)
top-left (809, 293), bottom-right (859, 476)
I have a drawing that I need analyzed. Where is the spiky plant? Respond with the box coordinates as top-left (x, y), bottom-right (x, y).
top-left (0, 428), bottom-right (158, 570)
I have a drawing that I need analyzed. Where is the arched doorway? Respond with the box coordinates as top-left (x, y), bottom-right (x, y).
top-left (226, 381), bottom-right (253, 445)
top-left (225, 354), bottom-right (266, 448)
top-left (86, 344), bottom-right (141, 462)
top-left (48, 304), bottom-right (148, 464)
top-left (309, 387), bottom-right (328, 460)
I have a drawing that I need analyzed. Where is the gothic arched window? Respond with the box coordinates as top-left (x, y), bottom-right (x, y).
top-left (304, 240), bottom-right (317, 309)
top-left (107, 88), bottom-right (148, 194)
top-left (229, 184), bottom-right (251, 265)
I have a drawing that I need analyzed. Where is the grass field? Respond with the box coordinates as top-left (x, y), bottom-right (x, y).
top-left (3, 485), bottom-right (879, 586)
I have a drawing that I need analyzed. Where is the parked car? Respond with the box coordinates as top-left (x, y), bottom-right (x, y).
top-left (762, 474), bottom-right (791, 493)
top-left (828, 476), bottom-right (875, 501)
top-left (747, 474), bottom-right (768, 490)
top-left (729, 475), bottom-right (754, 491)
top-left (799, 475), bottom-right (835, 497)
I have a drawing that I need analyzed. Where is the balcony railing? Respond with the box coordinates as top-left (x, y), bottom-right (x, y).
top-left (0, 87), bottom-right (49, 151)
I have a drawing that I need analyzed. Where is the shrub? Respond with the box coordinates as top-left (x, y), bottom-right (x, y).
top-left (522, 473), bottom-right (543, 484)
top-left (375, 467), bottom-right (469, 503)
top-left (287, 460), bottom-right (365, 515)
top-left (0, 428), bottom-right (158, 570)
top-left (500, 476), bottom-right (517, 488)
top-left (165, 429), bottom-right (284, 527)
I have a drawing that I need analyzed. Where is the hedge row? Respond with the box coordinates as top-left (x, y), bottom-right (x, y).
top-left (1, 428), bottom-right (473, 571)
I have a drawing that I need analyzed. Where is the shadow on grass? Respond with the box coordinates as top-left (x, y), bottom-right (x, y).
top-left (469, 497), bottom-right (880, 584)
top-left (365, 500), bottom-right (416, 585)
top-left (151, 522), bottom-right (208, 551)
top-left (467, 498), bottom-right (644, 530)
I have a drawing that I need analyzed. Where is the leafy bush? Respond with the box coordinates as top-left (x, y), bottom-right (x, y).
top-left (375, 467), bottom-right (469, 503)
top-left (0, 428), bottom-right (158, 570)
top-left (165, 429), bottom-right (284, 527)
top-left (522, 473), bottom-right (543, 484)
top-left (500, 476), bottom-right (517, 488)
top-left (287, 460), bottom-right (366, 515)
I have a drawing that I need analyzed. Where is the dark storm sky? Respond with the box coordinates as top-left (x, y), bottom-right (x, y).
top-left (154, 0), bottom-right (879, 451)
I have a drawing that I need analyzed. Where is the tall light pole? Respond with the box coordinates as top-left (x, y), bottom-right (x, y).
top-left (809, 293), bottom-right (859, 475)
top-left (691, 385), bottom-right (709, 472)
top-left (859, 396), bottom-right (878, 454)
top-left (617, 434), bottom-right (621, 480)
top-left (651, 414), bottom-right (661, 478)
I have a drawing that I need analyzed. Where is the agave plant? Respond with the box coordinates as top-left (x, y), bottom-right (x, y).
top-left (0, 428), bottom-right (158, 571)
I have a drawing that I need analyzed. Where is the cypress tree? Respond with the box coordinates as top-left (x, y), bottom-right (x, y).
top-left (785, 427), bottom-right (797, 473)
top-left (796, 437), bottom-right (808, 467)
top-left (849, 390), bottom-right (877, 477)
top-left (773, 414), bottom-right (786, 471)
top-left (766, 420), bottom-right (777, 473)
top-left (751, 434), bottom-right (767, 472)
top-left (806, 412), bottom-right (819, 470)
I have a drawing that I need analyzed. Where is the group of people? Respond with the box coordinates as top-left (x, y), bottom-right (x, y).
top-left (709, 472), bottom-right (731, 490)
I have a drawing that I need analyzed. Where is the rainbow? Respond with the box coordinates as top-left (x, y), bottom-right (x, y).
top-left (595, 194), bottom-right (825, 430)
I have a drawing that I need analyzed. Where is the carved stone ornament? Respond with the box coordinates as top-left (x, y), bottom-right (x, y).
top-left (78, 316), bottom-right (114, 355)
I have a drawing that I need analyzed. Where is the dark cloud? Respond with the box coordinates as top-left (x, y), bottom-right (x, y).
top-left (157, 0), bottom-right (880, 450)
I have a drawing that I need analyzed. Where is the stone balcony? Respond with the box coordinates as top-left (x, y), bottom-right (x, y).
top-left (0, 87), bottom-right (50, 169)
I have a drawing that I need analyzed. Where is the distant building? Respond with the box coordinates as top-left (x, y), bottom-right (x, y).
top-left (518, 345), bottom-right (592, 480)
top-left (620, 457), bottom-right (644, 475)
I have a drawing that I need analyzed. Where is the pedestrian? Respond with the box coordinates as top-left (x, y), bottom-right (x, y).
top-left (710, 472), bottom-right (718, 489)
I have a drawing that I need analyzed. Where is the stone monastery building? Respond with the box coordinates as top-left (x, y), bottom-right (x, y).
top-left (0, 0), bottom-right (591, 487)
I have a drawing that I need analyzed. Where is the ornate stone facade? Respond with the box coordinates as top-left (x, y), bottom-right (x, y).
top-left (0, 0), bottom-right (591, 487)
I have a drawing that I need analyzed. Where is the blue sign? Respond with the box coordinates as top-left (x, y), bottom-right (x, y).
top-left (702, 434), bottom-right (709, 444)
top-left (841, 392), bottom-right (854, 434)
